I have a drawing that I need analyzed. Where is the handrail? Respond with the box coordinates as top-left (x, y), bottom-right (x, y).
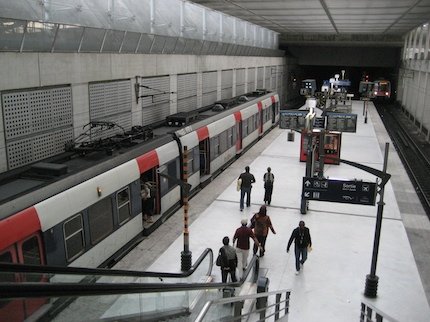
top-left (0, 248), bottom-right (213, 278)
top-left (360, 301), bottom-right (400, 322)
top-left (0, 253), bottom-right (260, 299)
top-left (195, 289), bottom-right (291, 322)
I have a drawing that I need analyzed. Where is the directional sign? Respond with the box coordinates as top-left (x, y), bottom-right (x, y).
top-left (326, 112), bottom-right (357, 133)
top-left (302, 177), bottom-right (377, 205)
top-left (313, 116), bottom-right (325, 129)
top-left (279, 110), bottom-right (307, 130)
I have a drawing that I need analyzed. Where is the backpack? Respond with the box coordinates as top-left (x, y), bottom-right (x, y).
top-left (264, 172), bottom-right (274, 185)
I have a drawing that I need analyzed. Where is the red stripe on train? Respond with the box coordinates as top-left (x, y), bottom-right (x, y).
top-left (0, 207), bottom-right (41, 249)
top-left (257, 101), bottom-right (263, 111)
top-left (271, 96), bottom-right (276, 103)
top-left (197, 127), bottom-right (209, 141)
top-left (136, 150), bottom-right (159, 174)
top-left (234, 111), bottom-right (242, 122)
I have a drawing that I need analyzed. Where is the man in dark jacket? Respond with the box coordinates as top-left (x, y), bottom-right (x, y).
top-left (287, 221), bottom-right (312, 275)
top-left (238, 166), bottom-right (256, 211)
top-left (218, 236), bottom-right (238, 283)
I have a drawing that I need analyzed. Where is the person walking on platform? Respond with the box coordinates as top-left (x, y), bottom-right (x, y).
top-left (251, 205), bottom-right (276, 257)
top-left (233, 219), bottom-right (261, 273)
top-left (287, 220), bottom-right (312, 275)
top-left (218, 236), bottom-right (238, 283)
top-left (263, 167), bottom-right (275, 205)
top-left (238, 166), bottom-right (256, 211)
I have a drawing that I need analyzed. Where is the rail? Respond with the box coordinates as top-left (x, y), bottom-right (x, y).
top-left (195, 289), bottom-right (291, 321)
top-left (360, 301), bottom-right (400, 322)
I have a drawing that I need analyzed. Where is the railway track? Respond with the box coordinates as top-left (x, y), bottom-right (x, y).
top-left (375, 102), bottom-right (430, 217)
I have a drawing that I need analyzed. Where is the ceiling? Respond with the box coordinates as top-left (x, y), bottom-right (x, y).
top-left (189, 0), bottom-right (430, 47)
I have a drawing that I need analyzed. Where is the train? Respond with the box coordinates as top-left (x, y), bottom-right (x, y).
top-left (373, 79), bottom-right (391, 99)
top-left (0, 90), bottom-right (279, 270)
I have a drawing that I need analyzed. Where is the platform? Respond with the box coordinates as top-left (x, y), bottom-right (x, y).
top-left (115, 100), bottom-right (430, 321)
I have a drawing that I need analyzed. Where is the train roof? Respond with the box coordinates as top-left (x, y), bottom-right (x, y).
top-left (0, 89), bottom-right (276, 219)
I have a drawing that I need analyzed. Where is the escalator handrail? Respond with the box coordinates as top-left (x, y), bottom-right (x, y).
top-left (0, 254), bottom-right (260, 299)
top-left (0, 248), bottom-right (213, 278)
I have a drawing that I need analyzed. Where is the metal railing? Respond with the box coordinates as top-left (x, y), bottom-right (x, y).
top-left (360, 302), bottom-right (400, 322)
top-left (195, 289), bottom-right (291, 321)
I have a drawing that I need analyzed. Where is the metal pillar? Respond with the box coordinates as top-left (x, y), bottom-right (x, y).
top-left (364, 143), bottom-right (390, 298)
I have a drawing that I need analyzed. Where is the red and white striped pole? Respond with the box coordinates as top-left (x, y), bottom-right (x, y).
top-left (181, 145), bottom-right (192, 271)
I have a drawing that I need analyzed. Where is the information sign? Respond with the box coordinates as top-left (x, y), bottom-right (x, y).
top-left (302, 177), bottom-right (377, 205)
top-left (326, 112), bottom-right (357, 133)
top-left (279, 110), bottom-right (307, 130)
top-left (313, 117), bottom-right (325, 129)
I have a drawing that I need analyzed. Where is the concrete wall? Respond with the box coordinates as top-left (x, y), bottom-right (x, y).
top-left (0, 53), bottom-right (285, 173)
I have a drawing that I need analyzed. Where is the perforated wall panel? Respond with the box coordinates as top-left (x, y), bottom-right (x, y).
top-left (248, 67), bottom-right (256, 92)
top-left (202, 71), bottom-right (217, 107)
top-left (202, 71), bottom-right (217, 94)
top-left (89, 80), bottom-right (131, 120)
top-left (265, 66), bottom-right (271, 90)
top-left (140, 76), bottom-right (171, 125)
top-left (2, 86), bottom-right (73, 170)
top-left (221, 70), bottom-right (233, 100)
top-left (257, 67), bottom-right (264, 89)
top-left (177, 73), bottom-right (197, 113)
top-left (236, 68), bottom-right (246, 95)
top-left (270, 66), bottom-right (277, 90)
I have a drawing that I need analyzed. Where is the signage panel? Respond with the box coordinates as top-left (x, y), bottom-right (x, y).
top-left (279, 110), bottom-right (307, 130)
top-left (302, 177), bottom-right (377, 205)
top-left (326, 112), bottom-right (357, 133)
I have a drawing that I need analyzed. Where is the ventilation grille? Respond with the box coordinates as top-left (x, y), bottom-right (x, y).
top-left (2, 86), bottom-right (73, 170)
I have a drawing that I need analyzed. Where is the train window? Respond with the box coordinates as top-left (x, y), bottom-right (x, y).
top-left (242, 119), bottom-right (249, 137)
top-left (0, 252), bottom-right (15, 282)
top-left (88, 197), bottom-right (114, 245)
top-left (187, 148), bottom-right (194, 174)
top-left (64, 214), bottom-right (85, 262)
top-left (160, 159), bottom-right (179, 195)
top-left (117, 187), bottom-right (131, 225)
top-left (227, 127), bottom-right (233, 148)
top-left (219, 131), bottom-right (227, 154)
top-left (192, 147), bottom-right (199, 174)
top-left (22, 236), bottom-right (41, 266)
top-left (212, 136), bottom-right (220, 159)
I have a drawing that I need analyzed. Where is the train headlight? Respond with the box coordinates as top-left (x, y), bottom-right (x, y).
top-left (385, 92), bottom-right (389, 96)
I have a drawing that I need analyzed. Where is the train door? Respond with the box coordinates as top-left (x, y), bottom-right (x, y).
top-left (271, 102), bottom-right (276, 123)
top-left (236, 122), bottom-right (242, 151)
top-left (0, 233), bottom-right (46, 322)
top-left (141, 169), bottom-right (159, 216)
top-left (199, 139), bottom-right (210, 176)
top-left (259, 108), bottom-right (264, 134)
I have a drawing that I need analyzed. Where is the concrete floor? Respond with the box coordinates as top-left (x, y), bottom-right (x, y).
top-left (115, 100), bottom-right (430, 321)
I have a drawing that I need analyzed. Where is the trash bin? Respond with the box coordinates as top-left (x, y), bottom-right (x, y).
top-left (223, 287), bottom-right (235, 298)
top-left (256, 277), bottom-right (269, 309)
top-left (287, 131), bottom-right (295, 142)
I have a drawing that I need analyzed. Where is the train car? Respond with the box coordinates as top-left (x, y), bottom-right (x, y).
top-left (0, 90), bottom-right (279, 269)
top-left (373, 80), bottom-right (391, 99)
top-left (174, 90), bottom-right (279, 193)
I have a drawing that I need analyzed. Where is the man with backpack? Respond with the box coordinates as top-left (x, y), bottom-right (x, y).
top-left (263, 167), bottom-right (275, 205)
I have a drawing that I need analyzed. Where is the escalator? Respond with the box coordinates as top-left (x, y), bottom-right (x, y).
top-left (0, 248), bottom-right (273, 321)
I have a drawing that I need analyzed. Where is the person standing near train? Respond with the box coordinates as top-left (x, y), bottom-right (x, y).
top-left (238, 166), bottom-right (256, 211)
top-left (263, 167), bottom-right (274, 205)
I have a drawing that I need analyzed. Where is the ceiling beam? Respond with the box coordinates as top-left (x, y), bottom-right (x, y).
top-left (319, 0), bottom-right (339, 34)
